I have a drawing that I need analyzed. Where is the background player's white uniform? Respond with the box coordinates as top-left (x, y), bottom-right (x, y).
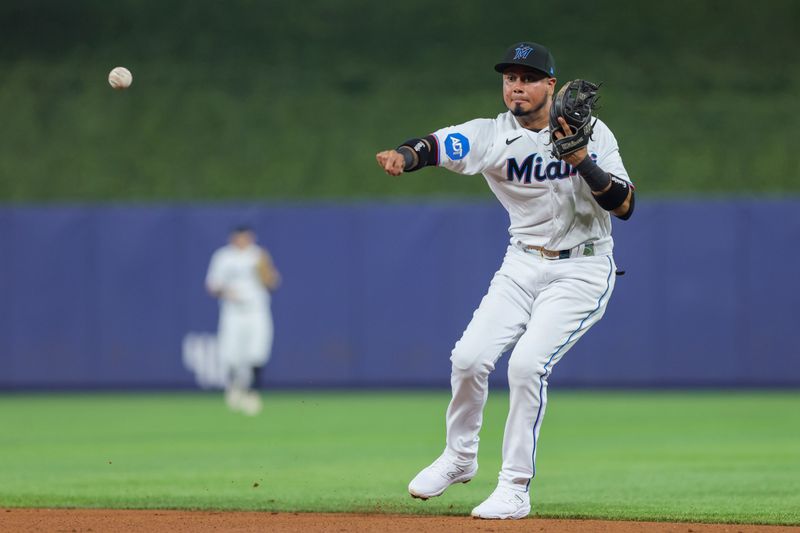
top-left (430, 112), bottom-right (631, 489)
top-left (206, 243), bottom-right (273, 402)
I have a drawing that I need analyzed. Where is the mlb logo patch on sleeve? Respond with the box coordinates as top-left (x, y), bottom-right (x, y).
top-left (445, 133), bottom-right (470, 160)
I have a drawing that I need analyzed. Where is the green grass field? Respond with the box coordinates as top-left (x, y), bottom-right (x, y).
top-left (0, 391), bottom-right (798, 525)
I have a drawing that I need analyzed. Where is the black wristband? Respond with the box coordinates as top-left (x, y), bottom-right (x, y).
top-left (575, 156), bottom-right (611, 192)
top-left (397, 146), bottom-right (416, 171)
top-left (616, 188), bottom-right (635, 220)
top-left (594, 176), bottom-right (630, 211)
top-left (397, 135), bottom-right (437, 172)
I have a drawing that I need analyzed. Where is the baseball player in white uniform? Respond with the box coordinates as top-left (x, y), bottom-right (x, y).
top-left (206, 225), bottom-right (280, 415)
top-left (375, 42), bottom-right (634, 519)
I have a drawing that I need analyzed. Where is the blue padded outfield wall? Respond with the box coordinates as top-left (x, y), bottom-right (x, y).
top-left (0, 200), bottom-right (798, 390)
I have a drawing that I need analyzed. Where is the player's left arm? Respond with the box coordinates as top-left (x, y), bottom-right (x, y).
top-left (554, 117), bottom-right (635, 220)
top-left (257, 248), bottom-right (281, 291)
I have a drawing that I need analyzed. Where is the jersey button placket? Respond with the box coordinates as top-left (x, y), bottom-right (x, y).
top-left (550, 181), bottom-right (559, 225)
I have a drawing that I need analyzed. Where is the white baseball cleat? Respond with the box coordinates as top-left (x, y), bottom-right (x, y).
top-left (239, 392), bottom-right (262, 416)
top-left (225, 388), bottom-right (262, 415)
top-left (225, 388), bottom-right (245, 412)
top-left (408, 454), bottom-right (477, 500)
top-left (470, 485), bottom-right (531, 519)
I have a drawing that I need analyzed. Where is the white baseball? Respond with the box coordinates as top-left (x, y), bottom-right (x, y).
top-left (108, 67), bottom-right (133, 90)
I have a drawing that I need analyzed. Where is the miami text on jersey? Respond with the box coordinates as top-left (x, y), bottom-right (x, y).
top-left (507, 153), bottom-right (598, 183)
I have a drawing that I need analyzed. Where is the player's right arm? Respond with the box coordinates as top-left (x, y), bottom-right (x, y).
top-left (375, 119), bottom-right (495, 176)
top-left (205, 250), bottom-right (235, 301)
top-left (376, 135), bottom-right (438, 176)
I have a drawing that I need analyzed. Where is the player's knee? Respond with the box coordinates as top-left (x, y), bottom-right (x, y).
top-left (507, 359), bottom-right (543, 384)
top-left (450, 343), bottom-right (494, 377)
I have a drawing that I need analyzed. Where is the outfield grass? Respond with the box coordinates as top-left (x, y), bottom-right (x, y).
top-left (0, 391), bottom-right (798, 525)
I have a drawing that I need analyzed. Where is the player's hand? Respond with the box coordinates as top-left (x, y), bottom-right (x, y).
top-left (553, 116), bottom-right (588, 166)
top-left (376, 150), bottom-right (406, 176)
top-left (222, 289), bottom-right (241, 303)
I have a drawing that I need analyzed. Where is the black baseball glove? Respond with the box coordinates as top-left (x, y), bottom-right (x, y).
top-left (549, 79), bottom-right (600, 159)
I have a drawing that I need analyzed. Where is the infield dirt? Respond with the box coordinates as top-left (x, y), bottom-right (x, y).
top-left (2, 509), bottom-right (800, 533)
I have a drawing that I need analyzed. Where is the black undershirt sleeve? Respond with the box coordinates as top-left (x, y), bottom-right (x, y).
top-left (397, 135), bottom-right (438, 172)
top-left (574, 155), bottom-right (634, 218)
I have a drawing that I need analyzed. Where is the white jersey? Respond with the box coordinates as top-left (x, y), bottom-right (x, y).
top-left (432, 111), bottom-right (632, 252)
top-left (206, 244), bottom-right (270, 312)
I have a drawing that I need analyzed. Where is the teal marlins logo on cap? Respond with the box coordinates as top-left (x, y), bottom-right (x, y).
top-left (513, 45), bottom-right (534, 60)
top-left (495, 41), bottom-right (556, 77)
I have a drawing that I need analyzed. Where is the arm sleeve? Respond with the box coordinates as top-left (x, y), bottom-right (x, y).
top-left (205, 250), bottom-right (225, 292)
top-left (431, 118), bottom-right (496, 176)
top-left (258, 247), bottom-right (281, 289)
top-left (591, 119), bottom-right (634, 187)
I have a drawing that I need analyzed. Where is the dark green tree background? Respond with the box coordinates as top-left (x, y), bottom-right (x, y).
top-left (1, 0), bottom-right (797, 200)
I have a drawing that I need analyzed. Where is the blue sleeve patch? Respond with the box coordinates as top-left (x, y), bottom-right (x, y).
top-left (444, 133), bottom-right (470, 161)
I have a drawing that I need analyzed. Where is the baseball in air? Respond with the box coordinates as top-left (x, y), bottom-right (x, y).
top-left (108, 67), bottom-right (133, 90)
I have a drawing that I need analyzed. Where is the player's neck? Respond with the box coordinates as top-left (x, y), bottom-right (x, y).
top-left (514, 110), bottom-right (549, 131)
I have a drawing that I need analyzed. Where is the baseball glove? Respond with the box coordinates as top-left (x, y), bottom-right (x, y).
top-left (549, 79), bottom-right (600, 159)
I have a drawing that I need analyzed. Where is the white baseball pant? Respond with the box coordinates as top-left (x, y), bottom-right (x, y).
top-left (218, 306), bottom-right (273, 390)
top-left (444, 245), bottom-right (616, 489)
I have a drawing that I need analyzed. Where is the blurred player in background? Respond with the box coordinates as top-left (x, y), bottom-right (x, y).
top-left (206, 225), bottom-right (280, 415)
